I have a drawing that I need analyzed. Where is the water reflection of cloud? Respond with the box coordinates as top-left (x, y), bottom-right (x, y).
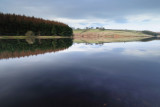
top-left (112, 48), bottom-right (125, 53)
top-left (123, 49), bottom-right (160, 57)
top-left (62, 41), bottom-right (160, 58)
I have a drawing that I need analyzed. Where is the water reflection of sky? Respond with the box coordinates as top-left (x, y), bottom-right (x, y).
top-left (0, 40), bottom-right (160, 107)
top-left (63, 40), bottom-right (160, 57)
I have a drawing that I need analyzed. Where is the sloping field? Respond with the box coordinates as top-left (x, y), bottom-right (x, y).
top-left (73, 29), bottom-right (155, 43)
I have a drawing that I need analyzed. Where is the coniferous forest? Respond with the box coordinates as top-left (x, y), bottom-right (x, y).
top-left (0, 13), bottom-right (73, 36)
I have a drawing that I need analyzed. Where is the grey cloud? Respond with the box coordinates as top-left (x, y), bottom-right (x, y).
top-left (0, 0), bottom-right (160, 22)
top-left (115, 18), bottom-right (128, 24)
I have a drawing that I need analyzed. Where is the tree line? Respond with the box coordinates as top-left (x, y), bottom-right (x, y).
top-left (0, 13), bottom-right (73, 36)
top-left (142, 30), bottom-right (159, 36)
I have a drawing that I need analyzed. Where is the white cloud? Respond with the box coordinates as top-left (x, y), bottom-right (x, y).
top-left (52, 16), bottom-right (160, 32)
top-left (51, 17), bottom-right (110, 28)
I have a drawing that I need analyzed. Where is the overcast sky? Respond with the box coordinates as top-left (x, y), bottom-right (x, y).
top-left (0, 0), bottom-right (160, 31)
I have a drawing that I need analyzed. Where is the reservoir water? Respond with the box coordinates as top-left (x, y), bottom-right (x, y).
top-left (0, 38), bottom-right (160, 107)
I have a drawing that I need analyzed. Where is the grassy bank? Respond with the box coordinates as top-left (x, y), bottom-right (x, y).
top-left (0, 36), bottom-right (72, 39)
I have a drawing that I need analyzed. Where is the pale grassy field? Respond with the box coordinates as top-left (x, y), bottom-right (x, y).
top-left (73, 29), bottom-right (155, 43)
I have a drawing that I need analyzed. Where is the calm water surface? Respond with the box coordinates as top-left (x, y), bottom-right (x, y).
top-left (0, 38), bottom-right (160, 107)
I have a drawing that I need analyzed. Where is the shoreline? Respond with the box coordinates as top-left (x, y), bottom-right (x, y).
top-left (0, 36), bottom-right (73, 39)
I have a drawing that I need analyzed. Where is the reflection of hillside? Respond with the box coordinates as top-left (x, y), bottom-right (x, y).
top-left (74, 35), bottom-right (154, 44)
top-left (0, 38), bottom-right (73, 59)
top-left (140, 37), bottom-right (160, 42)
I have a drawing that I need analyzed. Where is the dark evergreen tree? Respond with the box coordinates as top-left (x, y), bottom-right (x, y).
top-left (0, 13), bottom-right (73, 36)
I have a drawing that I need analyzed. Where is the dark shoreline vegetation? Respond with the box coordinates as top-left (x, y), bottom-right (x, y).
top-left (142, 30), bottom-right (159, 36)
top-left (0, 38), bottom-right (73, 59)
top-left (0, 13), bottom-right (73, 36)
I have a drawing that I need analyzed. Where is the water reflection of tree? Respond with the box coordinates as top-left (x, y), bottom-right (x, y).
top-left (0, 38), bottom-right (73, 59)
top-left (25, 37), bottom-right (36, 44)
